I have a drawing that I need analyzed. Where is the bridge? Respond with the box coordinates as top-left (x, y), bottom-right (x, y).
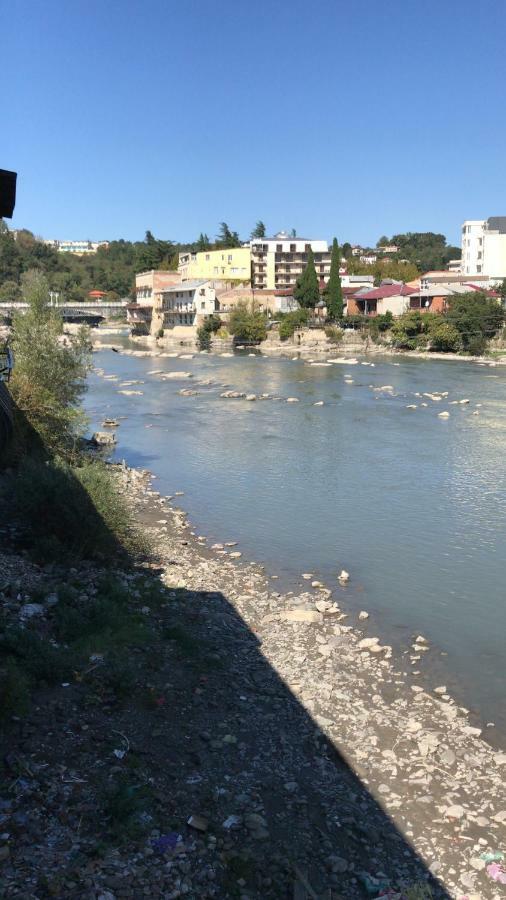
top-left (0, 300), bottom-right (129, 324)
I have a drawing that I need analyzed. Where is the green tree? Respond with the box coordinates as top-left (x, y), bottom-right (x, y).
top-left (251, 221), bottom-right (266, 239)
top-left (497, 278), bottom-right (506, 303)
top-left (341, 242), bottom-right (352, 259)
top-left (228, 301), bottom-right (267, 342)
top-left (216, 222), bottom-right (241, 248)
top-left (294, 248), bottom-right (320, 309)
top-left (0, 221), bottom-right (22, 282)
top-left (429, 322), bottom-right (462, 352)
top-left (325, 238), bottom-right (343, 320)
top-left (445, 292), bottom-right (504, 353)
top-left (0, 279), bottom-right (22, 302)
top-left (376, 235), bottom-right (390, 247)
top-left (196, 232), bottom-right (210, 252)
top-left (9, 270), bottom-right (91, 456)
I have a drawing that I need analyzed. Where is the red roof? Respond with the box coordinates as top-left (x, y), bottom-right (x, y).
top-left (356, 283), bottom-right (416, 300)
top-left (89, 290), bottom-right (107, 298)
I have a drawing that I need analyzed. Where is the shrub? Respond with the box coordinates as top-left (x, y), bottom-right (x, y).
top-left (156, 327), bottom-right (164, 339)
top-left (228, 302), bottom-right (267, 343)
top-left (325, 325), bottom-right (344, 344)
top-left (429, 322), bottom-right (462, 352)
top-left (446, 292), bottom-right (504, 353)
top-left (278, 308), bottom-right (308, 341)
top-left (9, 270), bottom-right (91, 458)
top-left (4, 457), bottom-right (147, 562)
top-left (197, 313), bottom-right (221, 349)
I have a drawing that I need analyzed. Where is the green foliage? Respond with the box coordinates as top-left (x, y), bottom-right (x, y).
top-left (9, 270), bottom-right (91, 457)
top-left (216, 222), bottom-right (241, 248)
top-left (445, 291), bottom-right (504, 353)
top-left (341, 242), bottom-right (352, 259)
top-left (228, 302), bottom-right (267, 342)
top-left (4, 456), bottom-right (147, 562)
top-left (294, 248), bottom-right (320, 309)
top-left (325, 325), bottom-right (344, 344)
top-left (0, 279), bottom-right (21, 302)
top-left (325, 238), bottom-right (343, 320)
top-left (347, 256), bottom-right (420, 283)
top-left (277, 308), bottom-right (309, 340)
top-left (429, 322), bottom-right (462, 352)
top-left (376, 231), bottom-right (461, 271)
top-left (197, 313), bottom-right (221, 349)
top-left (196, 232), bottom-right (210, 252)
top-left (391, 311), bottom-right (435, 349)
top-left (251, 220), bottom-right (266, 239)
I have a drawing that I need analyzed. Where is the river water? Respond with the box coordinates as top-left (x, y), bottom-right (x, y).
top-left (85, 335), bottom-right (506, 741)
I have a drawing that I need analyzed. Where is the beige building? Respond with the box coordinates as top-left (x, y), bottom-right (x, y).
top-left (178, 247), bottom-right (251, 283)
top-left (250, 232), bottom-right (331, 291)
top-left (135, 270), bottom-right (182, 306)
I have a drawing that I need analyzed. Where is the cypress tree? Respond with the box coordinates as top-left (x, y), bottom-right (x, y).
top-left (294, 248), bottom-right (320, 309)
top-left (325, 238), bottom-right (343, 321)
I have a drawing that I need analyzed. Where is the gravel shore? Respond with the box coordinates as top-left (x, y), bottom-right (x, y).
top-left (1, 463), bottom-right (505, 899)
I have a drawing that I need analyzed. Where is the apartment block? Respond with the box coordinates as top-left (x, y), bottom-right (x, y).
top-left (43, 239), bottom-right (109, 254)
top-left (135, 270), bottom-right (182, 306)
top-left (461, 217), bottom-right (506, 278)
top-left (251, 232), bottom-right (331, 291)
top-left (178, 247), bottom-right (251, 283)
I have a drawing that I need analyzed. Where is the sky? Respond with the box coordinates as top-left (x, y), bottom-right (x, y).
top-left (3, 0), bottom-right (506, 247)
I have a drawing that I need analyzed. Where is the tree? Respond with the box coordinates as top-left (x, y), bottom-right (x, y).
top-left (445, 292), bottom-right (504, 353)
top-left (216, 222), bottom-right (241, 248)
top-left (251, 221), bottom-right (266, 239)
top-left (9, 270), bottom-right (91, 456)
top-left (341, 242), bottom-right (352, 259)
top-left (497, 278), bottom-right (506, 303)
top-left (376, 235), bottom-right (389, 247)
top-left (290, 228), bottom-right (297, 238)
top-left (294, 248), bottom-right (320, 309)
top-left (196, 233), bottom-right (210, 252)
top-left (227, 301), bottom-right (267, 342)
top-left (0, 222), bottom-right (21, 282)
top-left (429, 322), bottom-right (462, 352)
top-left (325, 238), bottom-right (343, 320)
top-left (0, 279), bottom-right (21, 302)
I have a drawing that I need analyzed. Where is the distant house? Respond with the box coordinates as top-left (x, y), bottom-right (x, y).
top-left (359, 254), bottom-right (377, 265)
top-left (349, 282), bottom-right (416, 316)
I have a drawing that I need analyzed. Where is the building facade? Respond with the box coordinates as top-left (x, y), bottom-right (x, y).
top-left (151, 280), bottom-right (217, 334)
top-left (250, 233), bottom-right (331, 291)
top-left (461, 218), bottom-right (506, 278)
top-left (43, 239), bottom-right (109, 254)
top-left (178, 247), bottom-right (251, 283)
top-left (135, 270), bottom-right (182, 306)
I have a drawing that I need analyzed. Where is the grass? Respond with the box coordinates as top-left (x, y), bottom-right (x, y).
top-left (2, 456), bottom-right (149, 564)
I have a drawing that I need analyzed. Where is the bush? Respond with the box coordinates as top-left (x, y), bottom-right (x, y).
top-left (4, 457), bottom-right (147, 562)
top-left (197, 313), bottom-right (221, 349)
top-left (325, 325), bottom-right (344, 344)
top-left (446, 292), bottom-right (504, 353)
top-left (228, 302), bottom-right (267, 343)
top-left (278, 308), bottom-right (308, 341)
top-left (429, 322), bottom-right (462, 352)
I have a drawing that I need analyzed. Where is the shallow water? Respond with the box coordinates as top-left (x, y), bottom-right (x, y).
top-left (85, 337), bottom-right (506, 740)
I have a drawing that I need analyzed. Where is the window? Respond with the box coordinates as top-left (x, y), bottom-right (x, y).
top-left (477, 265), bottom-right (482, 272)
top-left (228, 254), bottom-right (232, 263)
top-left (477, 252), bottom-right (482, 259)
top-left (213, 267), bottom-right (218, 274)
top-left (290, 243), bottom-right (296, 252)
top-left (201, 301), bottom-right (205, 310)
top-left (305, 244), bottom-right (311, 251)
top-left (205, 254), bottom-right (210, 260)
top-left (276, 244), bottom-right (282, 252)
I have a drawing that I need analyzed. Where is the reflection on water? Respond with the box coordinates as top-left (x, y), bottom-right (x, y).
top-left (85, 338), bottom-right (506, 739)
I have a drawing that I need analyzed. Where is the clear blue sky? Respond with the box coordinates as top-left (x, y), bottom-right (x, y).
top-left (3, 0), bottom-right (506, 247)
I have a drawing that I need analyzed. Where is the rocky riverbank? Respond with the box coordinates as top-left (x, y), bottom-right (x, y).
top-left (1, 462), bottom-right (505, 899)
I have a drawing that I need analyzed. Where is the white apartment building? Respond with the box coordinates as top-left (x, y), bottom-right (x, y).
top-left (250, 232), bottom-right (331, 290)
top-left (43, 239), bottom-right (109, 254)
top-left (461, 217), bottom-right (506, 278)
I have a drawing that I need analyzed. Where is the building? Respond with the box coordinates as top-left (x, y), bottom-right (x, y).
top-left (250, 232), bottom-right (331, 291)
top-left (359, 254), bottom-right (377, 265)
top-left (461, 217), bottom-right (506, 278)
top-left (340, 274), bottom-right (375, 289)
top-left (178, 247), bottom-right (251, 283)
top-left (43, 239), bottom-right (109, 254)
top-left (151, 280), bottom-right (217, 334)
top-left (420, 270), bottom-right (495, 291)
top-left (349, 282), bottom-right (416, 317)
top-left (377, 245), bottom-right (399, 254)
top-left (135, 270), bottom-right (182, 306)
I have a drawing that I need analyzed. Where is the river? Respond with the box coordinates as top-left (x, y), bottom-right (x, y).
top-left (85, 334), bottom-right (506, 742)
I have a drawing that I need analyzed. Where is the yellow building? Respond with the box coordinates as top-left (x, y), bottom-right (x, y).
top-left (178, 247), bottom-right (251, 283)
